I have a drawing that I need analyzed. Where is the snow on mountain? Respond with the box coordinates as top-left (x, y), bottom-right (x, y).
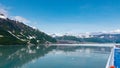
top-left (50, 33), bottom-right (63, 37)
top-left (0, 35), bottom-right (4, 37)
top-left (51, 29), bottom-right (120, 38)
top-left (0, 13), bottom-right (7, 19)
top-left (50, 32), bottom-right (92, 38)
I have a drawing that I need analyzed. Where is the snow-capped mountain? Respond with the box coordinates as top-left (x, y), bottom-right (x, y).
top-left (51, 29), bottom-right (120, 38)
top-left (0, 13), bottom-right (56, 45)
top-left (52, 29), bottom-right (120, 44)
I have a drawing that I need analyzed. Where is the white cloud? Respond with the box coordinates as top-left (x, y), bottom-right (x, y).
top-left (0, 4), bottom-right (29, 23)
top-left (13, 16), bottom-right (30, 23)
top-left (0, 4), bottom-right (8, 17)
top-left (110, 29), bottom-right (120, 34)
top-left (99, 29), bottom-right (120, 34)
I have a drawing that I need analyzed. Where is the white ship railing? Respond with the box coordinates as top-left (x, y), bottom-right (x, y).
top-left (105, 46), bottom-right (114, 68)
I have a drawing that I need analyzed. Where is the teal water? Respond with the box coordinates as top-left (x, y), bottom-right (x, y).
top-left (0, 45), bottom-right (111, 68)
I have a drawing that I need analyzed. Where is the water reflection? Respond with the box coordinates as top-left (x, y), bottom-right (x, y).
top-left (0, 45), bottom-right (56, 68)
top-left (0, 45), bottom-right (111, 68)
top-left (55, 46), bottom-right (111, 54)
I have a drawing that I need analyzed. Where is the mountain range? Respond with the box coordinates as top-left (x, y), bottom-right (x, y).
top-left (52, 31), bottom-right (120, 44)
top-left (0, 13), bottom-right (56, 45)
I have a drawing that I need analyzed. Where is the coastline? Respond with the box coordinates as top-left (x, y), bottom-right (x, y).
top-left (46, 43), bottom-right (115, 47)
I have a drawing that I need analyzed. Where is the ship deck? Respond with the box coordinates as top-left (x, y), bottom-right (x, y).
top-left (114, 48), bottom-right (120, 68)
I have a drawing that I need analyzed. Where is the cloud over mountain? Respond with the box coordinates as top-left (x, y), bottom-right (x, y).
top-left (13, 16), bottom-right (30, 23)
top-left (0, 3), bottom-right (8, 17)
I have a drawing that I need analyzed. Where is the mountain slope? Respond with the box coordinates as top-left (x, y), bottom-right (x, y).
top-left (0, 16), bottom-right (56, 45)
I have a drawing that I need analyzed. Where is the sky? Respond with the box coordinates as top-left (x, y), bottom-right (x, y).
top-left (0, 0), bottom-right (120, 35)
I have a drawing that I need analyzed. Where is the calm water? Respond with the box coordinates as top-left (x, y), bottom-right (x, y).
top-left (0, 44), bottom-right (111, 68)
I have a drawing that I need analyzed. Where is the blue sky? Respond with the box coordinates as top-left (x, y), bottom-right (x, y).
top-left (0, 0), bottom-right (120, 34)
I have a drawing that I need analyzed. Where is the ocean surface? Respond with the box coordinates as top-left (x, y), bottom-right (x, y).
top-left (0, 44), bottom-right (111, 68)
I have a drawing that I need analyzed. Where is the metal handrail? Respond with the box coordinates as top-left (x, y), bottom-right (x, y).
top-left (105, 47), bottom-right (114, 68)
